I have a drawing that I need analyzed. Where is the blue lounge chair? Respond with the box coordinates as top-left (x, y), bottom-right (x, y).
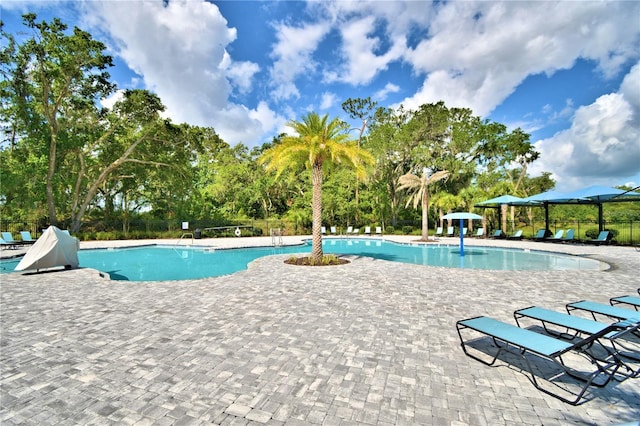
top-left (545, 229), bottom-right (564, 242)
top-left (20, 231), bottom-right (36, 243)
top-left (560, 229), bottom-right (575, 243)
top-left (492, 230), bottom-right (505, 239)
top-left (610, 296), bottom-right (640, 311)
top-left (514, 306), bottom-right (640, 378)
top-left (472, 228), bottom-right (484, 238)
top-left (586, 231), bottom-right (611, 245)
top-left (566, 301), bottom-right (640, 325)
top-left (456, 316), bottom-right (622, 405)
top-left (507, 230), bottom-right (523, 240)
top-left (533, 229), bottom-right (548, 241)
top-left (1, 232), bottom-right (22, 247)
top-left (0, 237), bottom-right (18, 250)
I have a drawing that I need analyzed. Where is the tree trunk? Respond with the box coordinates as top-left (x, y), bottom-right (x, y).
top-left (421, 189), bottom-right (429, 240)
top-left (311, 162), bottom-right (324, 263)
top-left (46, 133), bottom-right (58, 226)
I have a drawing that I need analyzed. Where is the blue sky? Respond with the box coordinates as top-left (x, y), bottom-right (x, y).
top-left (2, 0), bottom-right (640, 192)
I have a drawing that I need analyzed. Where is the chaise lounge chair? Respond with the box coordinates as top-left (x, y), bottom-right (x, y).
top-left (472, 228), bottom-right (484, 238)
top-left (1, 232), bottom-right (22, 247)
top-left (506, 230), bottom-right (523, 240)
top-left (364, 226), bottom-right (371, 236)
top-left (585, 231), bottom-right (612, 246)
top-left (20, 231), bottom-right (37, 244)
top-left (330, 226), bottom-right (337, 235)
top-left (533, 229), bottom-right (549, 241)
top-left (375, 226), bottom-right (382, 236)
top-left (446, 226), bottom-right (455, 237)
top-left (435, 227), bottom-right (443, 237)
top-left (514, 306), bottom-right (640, 378)
top-left (610, 296), bottom-right (640, 311)
top-left (560, 229), bottom-right (575, 243)
top-left (566, 301), bottom-right (640, 326)
top-left (491, 230), bottom-right (505, 239)
top-left (0, 237), bottom-right (18, 250)
top-left (456, 315), bottom-right (623, 404)
top-left (545, 229), bottom-right (564, 242)
top-left (321, 226), bottom-right (326, 235)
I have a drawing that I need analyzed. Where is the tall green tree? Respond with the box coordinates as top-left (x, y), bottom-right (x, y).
top-left (1, 14), bottom-right (115, 226)
top-left (259, 112), bottom-right (374, 263)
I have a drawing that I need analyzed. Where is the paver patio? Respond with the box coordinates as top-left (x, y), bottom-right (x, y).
top-left (1, 236), bottom-right (639, 425)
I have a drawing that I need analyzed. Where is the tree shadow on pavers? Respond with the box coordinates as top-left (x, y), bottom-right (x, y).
top-left (461, 335), bottom-right (631, 406)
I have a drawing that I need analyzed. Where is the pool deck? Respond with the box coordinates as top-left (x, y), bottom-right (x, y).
top-left (1, 235), bottom-right (639, 425)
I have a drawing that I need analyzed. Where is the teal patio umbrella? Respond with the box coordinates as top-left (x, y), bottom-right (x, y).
top-left (442, 212), bottom-right (483, 256)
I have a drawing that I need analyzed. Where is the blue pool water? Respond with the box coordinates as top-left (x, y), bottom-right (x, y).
top-left (0, 238), bottom-right (603, 281)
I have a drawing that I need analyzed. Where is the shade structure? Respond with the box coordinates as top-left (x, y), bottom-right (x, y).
top-left (513, 186), bottom-right (640, 232)
top-left (475, 195), bottom-right (524, 233)
top-left (442, 212), bottom-right (483, 256)
top-left (476, 195), bottom-right (524, 206)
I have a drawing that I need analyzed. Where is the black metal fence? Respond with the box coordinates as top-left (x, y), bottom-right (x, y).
top-left (2, 218), bottom-right (639, 245)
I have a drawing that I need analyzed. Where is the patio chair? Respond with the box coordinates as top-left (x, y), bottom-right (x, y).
top-left (561, 229), bottom-right (575, 243)
top-left (491, 230), bottom-right (505, 239)
top-left (446, 226), bottom-right (455, 237)
top-left (345, 226), bottom-right (353, 235)
top-left (533, 229), bottom-right (548, 241)
top-left (545, 229), bottom-right (565, 242)
top-left (435, 227), bottom-right (443, 237)
top-left (566, 301), bottom-right (640, 327)
top-left (472, 228), bottom-right (484, 238)
top-left (506, 230), bottom-right (523, 240)
top-left (330, 226), bottom-right (337, 235)
top-left (352, 228), bottom-right (360, 235)
top-left (375, 226), bottom-right (382, 236)
top-left (364, 226), bottom-right (371, 236)
top-left (321, 226), bottom-right (326, 235)
top-left (462, 228), bottom-right (468, 236)
top-left (1, 232), bottom-right (21, 246)
top-left (456, 315), bottom-right (623, 405)
top-left (20, 231), bottom-right (37, 243)
top-left (0, 237), bottom-right (18, 250)
top-left (514, 306), bottom-right (640, 378)
top-left (610, 296), bottom-right (640, 311)
top-left (585, 231), bottom-right (612, 246)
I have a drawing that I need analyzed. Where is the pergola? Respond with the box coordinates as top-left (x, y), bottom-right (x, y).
top-left (476, 185), bottom-right (640, 233)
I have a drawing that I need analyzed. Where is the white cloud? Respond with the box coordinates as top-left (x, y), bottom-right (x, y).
top-left (324, 15), bottom-right (406, 86)
top-left (374, 83), bottom-right (400, 101)
top-left (396, 1), bottom-right (640, 115)
top-left (529, 63), bottom-right (640, 191)
top-left (320, 92), bottom-right (337, 110)
top-left (268, 21), bottom-right (331, 100)
top-left (82, 0), bottom-right (277, 147)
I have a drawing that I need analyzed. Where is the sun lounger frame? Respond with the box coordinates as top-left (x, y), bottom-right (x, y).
top-left (456, 316), bottom-right (622, 405)
top-left (610, 296), bottom-right (640, 311)
top-left (515, 306), bottom-right (640, 378)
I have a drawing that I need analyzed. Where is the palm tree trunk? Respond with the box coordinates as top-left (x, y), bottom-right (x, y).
top-left (311, 162), bottom-right (324, 263)
top-left (422, 189), bottom-right (429, 240)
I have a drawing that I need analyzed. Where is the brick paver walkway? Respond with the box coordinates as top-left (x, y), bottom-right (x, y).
top-left (1, 236), bottom-right (639, 424)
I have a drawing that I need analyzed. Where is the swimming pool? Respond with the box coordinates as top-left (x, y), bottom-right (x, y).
top-left (0, 238), bottom-right (604, 281)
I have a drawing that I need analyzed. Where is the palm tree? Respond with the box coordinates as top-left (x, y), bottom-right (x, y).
top-left (259, 112), bottom-right (373, 264)
top-left (397, 169), bottom-right (450, 241)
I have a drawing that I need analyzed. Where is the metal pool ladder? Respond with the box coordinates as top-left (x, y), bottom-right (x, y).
top-left (270, 228), bottom-right (283, 247)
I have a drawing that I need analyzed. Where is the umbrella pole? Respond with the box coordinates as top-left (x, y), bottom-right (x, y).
top-left (459, 218), bottom-right (464, 256)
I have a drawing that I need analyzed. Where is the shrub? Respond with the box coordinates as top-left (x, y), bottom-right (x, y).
top-left (402, 225), bottom-right (413, 235)
top-left (386, 225), bottom-right (395, 234)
